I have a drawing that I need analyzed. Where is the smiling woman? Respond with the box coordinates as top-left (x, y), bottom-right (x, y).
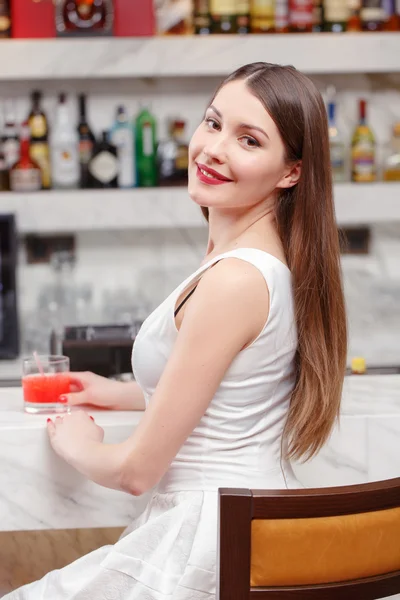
top-left (5, 63), bottom-right (347, 600)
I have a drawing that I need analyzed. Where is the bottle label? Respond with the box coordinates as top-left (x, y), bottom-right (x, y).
top-left (289, 0), bottom-right (314, 25)
top-left (210, 0), bottom-right (237, 15)
top-left (30, 116), bottom-right (47, 139)
top-left (237, 0), bottom-right (250, 11)
top-left (352, 141), bottom-right (376, 182)
top-left (3, 138), bottom-right (20, 169)
top-left (324, 0), bottom-right (349, 20)
top-left (10, 169), bottom-right (42, 192)
top-left (142, 124), bottom-right (154, 158)
top-left (251, 0), bottom-right (275, 15)
top-left (52, 143), bottom-right (79, 187)
top-left (89, 151), bottom-right (118, 184)
top-left (0, 15), bottom-right (11, 32)
top-left (79, 139), bottom-right (94, 165)
top-left (30, 142), bottom-right (51, 189)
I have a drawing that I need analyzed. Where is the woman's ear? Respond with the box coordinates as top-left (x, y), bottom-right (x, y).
top-left (277, 162), bottom-right (302, 189)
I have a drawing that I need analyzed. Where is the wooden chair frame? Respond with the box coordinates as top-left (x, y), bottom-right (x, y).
top-left (217, 478), bottom-right (400, 600)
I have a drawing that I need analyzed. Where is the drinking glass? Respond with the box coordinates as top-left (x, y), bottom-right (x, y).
top-left (22, 355), bottom-right (70, 414)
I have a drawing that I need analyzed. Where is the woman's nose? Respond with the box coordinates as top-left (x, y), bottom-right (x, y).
top-left (203, 137), bottom-right (227, 163)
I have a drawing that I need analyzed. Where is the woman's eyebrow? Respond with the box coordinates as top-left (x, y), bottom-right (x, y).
top-left (208, 105), bottom-right (269, 140)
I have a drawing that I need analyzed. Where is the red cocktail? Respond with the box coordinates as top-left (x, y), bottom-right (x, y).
top-left (22, 355), bottom-right (70, 414)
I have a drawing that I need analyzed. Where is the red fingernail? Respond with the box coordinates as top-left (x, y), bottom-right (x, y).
top-left (59, 395), bottom-right (68, 403)
top-left (47, 418), bottom-right (51, 423)
top-left (89, 416), bottom-right (94, 421)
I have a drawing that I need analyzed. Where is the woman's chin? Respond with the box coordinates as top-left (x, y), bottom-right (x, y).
top-left (188, 186), bottom-right (208, 207)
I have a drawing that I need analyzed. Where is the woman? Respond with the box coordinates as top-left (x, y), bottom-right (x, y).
top-left (7, 62), bottom-right (347, 599)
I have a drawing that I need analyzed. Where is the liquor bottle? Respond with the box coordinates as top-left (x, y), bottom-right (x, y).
top-left (250, 0), bottom-right (275, 32)
top-left (382, 0), bottom-right (399, 28)
top-left (56, 0), bottom-right (114, 37)
top-left (0, 142), bottom-right (9, 191)
top-left (88, 131), bottom-right (119, 188)
top-left (156, 0), bottom-right (192, 34)
top-left (77, 94), bottom-right (96, 189)
top-left (323, 0), bottom-right (349, 29)
top-left (347, 0), bottom-right (362, 28)
top-left (2, 104), bottom-right (20, 171)
top-left (9, 122), bottom-right (42, 193)
top-left (360, 0), bottom-right (385, 29)
top-left (351, 100), bottom-right (376, 183)
top-left (28, 90), bottom-right (51, 190)
top-left (210, 0), bottom-right (237, 32)
top-left (312, 0), bottom-right (323, 30)
top-left (382, 122), bottom-right (400, 181)
top-left (135, 107), bottom-right (157, 188)
top-left (275, 0), bottom-right (290, 30)
top-left (158, 119), bottom-right (189, 187)
top-left (109, 105), bottom-right (136, 189)
top-left (193, 0), bottom-right (212, 33)
top-left (236, 0), bottom-right (250, 32)
top-left (0, 0), bottom-right (11, 37)
top-left (51, 93), bottom-right (79, 189)
top-left (327, 102), bottom-right (346, 182)
top-left (289, 0), bottom-right (314, 30)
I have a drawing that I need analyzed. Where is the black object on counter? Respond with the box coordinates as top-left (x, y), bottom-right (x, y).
top-left (53, 323), bottom-right (142, 379)
top-left (0, 214), bottom-right (19, 359)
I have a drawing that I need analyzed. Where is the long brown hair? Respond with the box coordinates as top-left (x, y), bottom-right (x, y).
top-left (201, 63), bottom-right (347, 461)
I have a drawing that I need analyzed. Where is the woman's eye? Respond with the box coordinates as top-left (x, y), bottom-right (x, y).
top-left (205, 117), bottom-right (220, 130)
top-left (240, 135), bottom-right (260, 148)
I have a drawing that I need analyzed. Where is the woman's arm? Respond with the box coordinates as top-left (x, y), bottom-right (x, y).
top-left (64, 372), bottom-right (146, 411)
top-left (49, 258), bottom-right (269, 495)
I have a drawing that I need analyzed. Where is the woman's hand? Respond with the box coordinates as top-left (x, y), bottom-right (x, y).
top-left (47, 412), bottom-right (130, 493)
top-left (47, 411), bottom-right (104, 466)
top-left (61, 371), bottom-right (145, 411)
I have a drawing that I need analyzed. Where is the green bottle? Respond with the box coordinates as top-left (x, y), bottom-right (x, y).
top-left (135, 106), bottom-right (157, 187)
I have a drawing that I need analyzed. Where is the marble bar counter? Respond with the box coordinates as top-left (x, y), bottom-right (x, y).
top-left (0, 376), bottom-right (399, 533)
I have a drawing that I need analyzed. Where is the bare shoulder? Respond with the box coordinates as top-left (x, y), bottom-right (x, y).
top-left (180, 257), bottom-right (270, 348)
top-left (198, 256), bottom-right (270, 300)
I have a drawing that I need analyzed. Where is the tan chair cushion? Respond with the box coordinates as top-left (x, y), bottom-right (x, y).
top-left (251, 506), bottom-right (400, 586)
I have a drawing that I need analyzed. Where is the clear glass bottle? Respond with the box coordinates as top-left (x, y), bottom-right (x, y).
top-left (382, 122), bottom-right (400, 181)
top-left (327, 101), bottom-right (347, 182)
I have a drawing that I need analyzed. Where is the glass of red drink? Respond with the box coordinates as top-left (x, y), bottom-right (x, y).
top-left (22, 355), bottom-right (70, 414)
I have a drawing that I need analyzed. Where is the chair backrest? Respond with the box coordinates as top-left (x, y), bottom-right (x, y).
top-left (217, 478), bottom-right (400, 600)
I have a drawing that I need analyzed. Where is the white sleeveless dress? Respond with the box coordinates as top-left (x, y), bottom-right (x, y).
top-left (7, 248), bottom-right (302, 600)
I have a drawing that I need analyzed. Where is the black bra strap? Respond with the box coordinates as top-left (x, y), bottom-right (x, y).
top-left (174, 285), bottom-right (198, 318)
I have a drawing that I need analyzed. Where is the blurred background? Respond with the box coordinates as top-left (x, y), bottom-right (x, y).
top-left (1, 0), bottom-right (400, 383)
